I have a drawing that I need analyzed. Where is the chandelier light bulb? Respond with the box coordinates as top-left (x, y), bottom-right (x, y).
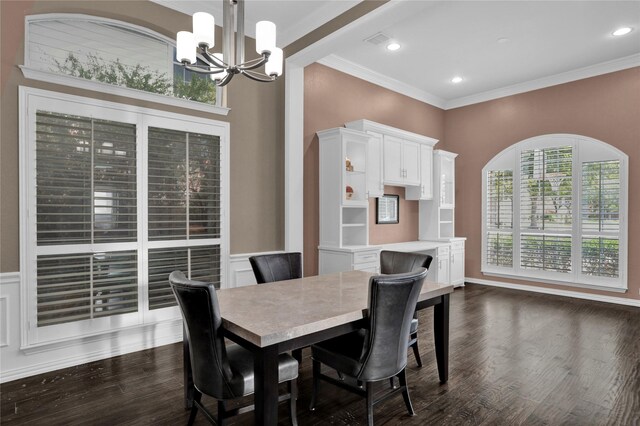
top-left (193, 12), bottom-right (215, 48)
top-left (176, 31), bottom-right (196, 64)
top-left (265, 47), bottom-right (283, 77)
top-left (256, 21), bottom-right (276, 54)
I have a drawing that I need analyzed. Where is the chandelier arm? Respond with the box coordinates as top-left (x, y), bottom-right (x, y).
top-left (199, 50), bottom-right (227, 68)
top-left (179, 62), bottom-right (227, 75)
top-left (236, 53), bottom-right (270, 71)
top-left (215, 71), bottom-right (235, 87)
top-left (241, 69), bottom-right (276, 83)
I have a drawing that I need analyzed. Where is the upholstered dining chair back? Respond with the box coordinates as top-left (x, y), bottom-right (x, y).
top-left (380, 251), bottom-right (433, 275)
top-left (249, 252), bottom-right (302, 284)
top-left (169, 271), bottom-right (234, 399)
top-left (358, 268), bottom-right (428, 381)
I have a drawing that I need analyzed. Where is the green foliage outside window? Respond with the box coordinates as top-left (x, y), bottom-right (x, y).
top-left (54, 53), bottom-right (216, 104)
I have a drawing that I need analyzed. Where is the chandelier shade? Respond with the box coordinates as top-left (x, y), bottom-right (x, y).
top-left (175, 0), bottom-right (283, 87)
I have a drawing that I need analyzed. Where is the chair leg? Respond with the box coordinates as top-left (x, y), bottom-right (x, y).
top-left (365, 382), bottom-right (374, 426)
top-left (187, 390), bottom-right (201, 426)
top-left (410, 332), bottom-right (423, 368)
top-left (288, 379), bottom-right (298, 426)
top-left (217, 400), bottom-right (227, 426)
top-left (309, 359), bottom-right (321, 411)
top-left (398, 368), bottom-right (415, 416)
top-left (389, 377), bottom-right (396, 389)
top-left (292, 348), bottom-right (303, 364)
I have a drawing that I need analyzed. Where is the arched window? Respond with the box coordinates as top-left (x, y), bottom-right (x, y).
top-left (482, 134), bottom-right (628, 291)
top-left (22, 14), bottom-right (223, 113)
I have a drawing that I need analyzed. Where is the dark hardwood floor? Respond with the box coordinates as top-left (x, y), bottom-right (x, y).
top-left (2, 284), bottom-right (639, 425)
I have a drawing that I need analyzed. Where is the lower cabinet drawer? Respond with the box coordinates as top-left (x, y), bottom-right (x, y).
top-left (353, 262), bottom-right (379, 273)
top-left (353, 250), bottom-right (379, 264)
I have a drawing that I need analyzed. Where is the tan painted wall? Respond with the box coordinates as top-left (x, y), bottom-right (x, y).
top-left (0, 0), bottom-right (284, 272)
top-left (443, 67), bottom-right (640, 300)
top-left (304, 63), bottom-right (445, 276)
top-left (368, 186), bottom-right (419, 245)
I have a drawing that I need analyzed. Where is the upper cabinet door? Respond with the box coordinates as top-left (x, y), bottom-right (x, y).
top-left (402, 140), bottom-right (421, 186)
top-left (366, 131), bottom-right (384, 198)
top-left (383, 135), bottom-right (403, 185)
top-left (421, 144), bottom-right (433, 199)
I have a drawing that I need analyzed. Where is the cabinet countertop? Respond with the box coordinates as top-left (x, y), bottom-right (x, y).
top-left (319, 239), bottom-right (465, 253)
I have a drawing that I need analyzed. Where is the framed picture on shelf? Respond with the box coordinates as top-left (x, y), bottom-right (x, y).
top-left (376, 194), bottom-right (399, 224)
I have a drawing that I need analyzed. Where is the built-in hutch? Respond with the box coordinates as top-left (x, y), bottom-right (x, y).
top-left (317, 121), bottom-right (465, 287)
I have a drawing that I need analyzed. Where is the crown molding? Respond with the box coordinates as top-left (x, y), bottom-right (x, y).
top-left (317, 54), bottom-right (447, 109)
top-left (319, 53), bottom-right (640, 111)
top-left (446, 53), bottom-right (640, 109)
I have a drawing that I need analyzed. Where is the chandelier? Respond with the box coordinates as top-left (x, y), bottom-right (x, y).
top-left (175, 0), bottom-right (283, 87)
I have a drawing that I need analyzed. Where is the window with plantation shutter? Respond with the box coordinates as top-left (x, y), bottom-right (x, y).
top-left (581, 161), bottom-right (620, 278)
top-left (519, 146), bottom-right (572, 273)
top-left (486, 170), bottom-right (513, 267)
top-left (482, 135), bottom-right (627, 291)
top-left (146, 127), bottom-right (221, 311)
top-left (21, 88), bottom-right (228, 346)
top-left (35, 111), bottom-right (138, 326)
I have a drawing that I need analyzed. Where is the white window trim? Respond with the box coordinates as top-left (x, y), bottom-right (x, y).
top-left (481, 134), bottom-right (628, 292)
top-left (19, 86), bottom-right (230, 349)
top-left (21, 14), bottom-right (229, 116)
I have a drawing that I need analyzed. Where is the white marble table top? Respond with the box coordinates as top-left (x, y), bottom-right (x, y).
top-left (217, 270), bottom-right (453, 347)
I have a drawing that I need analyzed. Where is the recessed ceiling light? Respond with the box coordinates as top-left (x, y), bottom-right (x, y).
top-left (451, 76), bottom-right (463, 84)
top-left (386, 42), bottom-right (401, 51)
top-left (612, 27), bottom-right (633, 36)
top-left (497, 37), bottom-right (510, 44)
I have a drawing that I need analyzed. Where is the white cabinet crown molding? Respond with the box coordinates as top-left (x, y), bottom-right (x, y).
top-left (345, 119), bottom-right (438, 146)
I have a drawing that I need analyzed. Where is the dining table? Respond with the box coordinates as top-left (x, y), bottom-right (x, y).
top-left (182, 270), bottom-right (453, 425)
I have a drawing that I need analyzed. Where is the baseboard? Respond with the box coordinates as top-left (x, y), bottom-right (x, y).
top-left (1, 323), bottom-right (183, 384)
top-left (465, 277), bottom-right (640, 308)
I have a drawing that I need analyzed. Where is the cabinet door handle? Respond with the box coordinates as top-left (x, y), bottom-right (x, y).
top-left (366, 191), bottom-right (370, 199)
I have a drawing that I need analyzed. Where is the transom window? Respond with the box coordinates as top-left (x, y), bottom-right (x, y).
top-left (482, 134), bottom-right (628, 291)
top-left (23, 14), bottom-right (220, 108)
top-left (20, 87), bottom-right (229, 346)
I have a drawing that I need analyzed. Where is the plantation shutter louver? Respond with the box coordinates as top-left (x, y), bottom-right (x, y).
top-left (486, 170), bottom-right (513, 267)
top-left (581, 161), bottom-right (620, 278)
top-left (35, 111), bottom-right (138, 326)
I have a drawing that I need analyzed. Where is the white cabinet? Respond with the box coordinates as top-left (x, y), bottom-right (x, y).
top-left (420, 150), bottom-right (459, 241)
top-left (450, 240), bottom-right (465, 286)
top-left (318, 127), bottom-right (371, 248)
top-left (366, 131), bottom-right (384, 198)
top-left (432, 246), bottom-right (450, 284)
top-left (382, 135), bottom-right (420, 186)
top-left (344, 120), bottom-right (438, 192)
top-left (406, 144), bottom-right (433, 200)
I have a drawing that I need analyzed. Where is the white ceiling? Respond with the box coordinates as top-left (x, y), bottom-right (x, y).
top-left (155, 0), bottom-right (640, 109)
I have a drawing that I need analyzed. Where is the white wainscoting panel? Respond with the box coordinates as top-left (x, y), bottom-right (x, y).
top-left (228, 251), bottom-right (284, 288)
top-left (0, 297), bottom-right (8, 348)
top-left (0, 272), bottom-right (184, 383)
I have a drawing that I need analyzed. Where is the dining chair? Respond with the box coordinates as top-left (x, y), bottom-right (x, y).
top-left (308, 268), bottom-right (428, 426)
top-left (248, 252), bottom-right (302, 284)
top-left (249, 252), bottom-right (304, 363)
top-left (169, 271), bottom-right (299, 426)
top-left (380, 250), bottom-right (433, 368)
